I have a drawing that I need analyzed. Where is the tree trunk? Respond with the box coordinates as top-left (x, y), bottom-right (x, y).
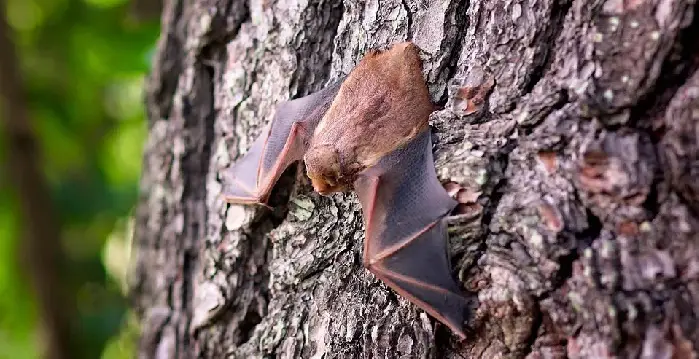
top-left (132, 0), bottom-right (699, 357)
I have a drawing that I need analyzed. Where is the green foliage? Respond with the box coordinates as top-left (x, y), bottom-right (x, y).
top-left (0, 0), bottom-right (159, 357)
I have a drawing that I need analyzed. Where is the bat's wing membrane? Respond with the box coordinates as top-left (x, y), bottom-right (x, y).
top-left (222, 80), bottom-right (343, 204)
top-left (354, 130), bottom-right (468, 338)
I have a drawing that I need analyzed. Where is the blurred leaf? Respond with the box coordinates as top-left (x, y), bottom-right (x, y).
top-left (100, 311), bottom-right (139, 359)
top-left (6, 0), bottom-right (44, 31)
top-left (103, 121), bottom-right (146, 186)
top-left (83, 0), bottom-right (129, 10)
top-left (103, 217), bottom-right (134, 294)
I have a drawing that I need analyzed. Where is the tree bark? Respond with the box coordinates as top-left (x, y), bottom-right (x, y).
top-left (133, 0), bottom-right (699, 358)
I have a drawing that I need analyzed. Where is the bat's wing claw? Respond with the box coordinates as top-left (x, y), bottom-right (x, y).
top-left (219, 192), bottom-right (264, 205)
top-left (355, 130), bottom-right (468, 338)
top-left (221, 131), bottom-right (269, 204)
top-left (220, 174), bottom-right (263, 203)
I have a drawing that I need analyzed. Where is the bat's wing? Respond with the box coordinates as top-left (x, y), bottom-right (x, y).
top-left (354, 130), bottom-right (468, 339)
top-left (222, 80), bottom-right (343, 204)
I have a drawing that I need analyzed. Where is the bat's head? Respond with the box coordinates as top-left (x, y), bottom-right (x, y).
top-left (304, 143), bottom-right (349, 195)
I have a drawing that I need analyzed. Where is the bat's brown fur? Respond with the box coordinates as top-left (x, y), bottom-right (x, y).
top-left (304, 42), bottom-right (433, 194)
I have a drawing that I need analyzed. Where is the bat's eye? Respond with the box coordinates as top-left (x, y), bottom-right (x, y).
top-left (324, 175), bottom-right (338, 186)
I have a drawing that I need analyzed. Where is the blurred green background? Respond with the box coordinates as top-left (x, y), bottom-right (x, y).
top-left (0, 0), bottom-right (160, 357)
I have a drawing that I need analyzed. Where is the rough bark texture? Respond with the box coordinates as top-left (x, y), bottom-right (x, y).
top-left (132, 0), bottom-right (699, 357)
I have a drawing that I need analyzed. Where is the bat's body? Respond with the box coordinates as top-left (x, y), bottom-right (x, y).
top-left (222, 42), bottom-right (468, 338)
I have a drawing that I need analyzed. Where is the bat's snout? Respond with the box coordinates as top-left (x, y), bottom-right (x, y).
top-left (316, 189), bottom-right (333, 196)
top-left (308, 175), bottom-right (345, 195)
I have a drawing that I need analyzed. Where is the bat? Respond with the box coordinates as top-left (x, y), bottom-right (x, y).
top-left (222, 42), bottom-right (469, 338)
